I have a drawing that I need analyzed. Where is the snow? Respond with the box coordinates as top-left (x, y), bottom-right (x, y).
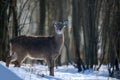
top-left (0, 62), bottom-right (22, 80)
top-left (0, 61), bottom-right (119, 80)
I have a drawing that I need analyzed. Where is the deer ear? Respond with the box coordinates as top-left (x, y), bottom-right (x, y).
top-left (63, 20), bottom-right (68, 27)
top-left (52, 20), bottom-right (57, 27)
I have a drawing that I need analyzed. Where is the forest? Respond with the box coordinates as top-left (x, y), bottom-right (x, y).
top-left (0, 0), bottom-right (120, 79)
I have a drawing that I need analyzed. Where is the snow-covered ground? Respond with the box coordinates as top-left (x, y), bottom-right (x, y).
top-left (0, 61), bottom-right (119, 80)
top-left (0, 62), bottom-right (22, 80)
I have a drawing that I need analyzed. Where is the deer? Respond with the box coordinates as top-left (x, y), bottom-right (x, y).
top-left (6, 20), bottom-right (68, 76)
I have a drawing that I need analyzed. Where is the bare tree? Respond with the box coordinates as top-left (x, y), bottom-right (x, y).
top-left (0, 0), bottom-right (9, 61)
top-left (72, 0), bottom-right (85, 72)
top-left (78, 0), bottom-right (100, 69)
top-left (38, 0), bottom-right (46, 35)
top-left (9, 0), bottom-right (19, 37)
top-left (97, 0), bottom-right (120, 77)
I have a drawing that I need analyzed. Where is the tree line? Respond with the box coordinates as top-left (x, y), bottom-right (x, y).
top-left (0, 0), bottom-right (119, 78)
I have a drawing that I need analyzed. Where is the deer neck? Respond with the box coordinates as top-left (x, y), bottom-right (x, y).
top-left (54, 32), bottom-right (64, 49)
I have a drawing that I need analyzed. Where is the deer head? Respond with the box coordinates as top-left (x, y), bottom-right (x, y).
top-left (52, 20), bottom-right (68, 35)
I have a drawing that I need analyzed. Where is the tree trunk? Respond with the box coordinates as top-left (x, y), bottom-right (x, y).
top-left (72, 0), bottom-right (85, 72)
top-left (39, 0), bottom-right (46, 35)
top-left (0, 0), bottom-right (9, 61)
top-left (10, 0), bottom-right (19, 37)
top-left (81, 0), bottom-right (99, 69)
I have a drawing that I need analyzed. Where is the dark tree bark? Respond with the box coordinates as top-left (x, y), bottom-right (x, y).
top-left (10, 0), bottom-right (19, 37)
top-left (107, 0), bottom-right (120, 77)
top-left (80, 0), bottom-right (100, 69)
top-left (72, 0), bottom-right (85, 72)
top-left (0, 0), bottom-right (9, 61)
top-left (39, 0), bottom-right (46, 35)
top-left (99, 0), bottom-right (120, 77)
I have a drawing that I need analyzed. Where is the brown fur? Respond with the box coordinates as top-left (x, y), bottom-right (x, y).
top-left (6, 20), bottom-right (68, 76)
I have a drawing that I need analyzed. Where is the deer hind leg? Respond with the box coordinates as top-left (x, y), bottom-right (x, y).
top-left (13, 56), bottom-right (26, 67)
top-left (47, 58), bottom-right (55, 76)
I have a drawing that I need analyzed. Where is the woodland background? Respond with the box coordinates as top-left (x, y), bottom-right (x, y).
top-left (0, 0), bottom-right (120, 78)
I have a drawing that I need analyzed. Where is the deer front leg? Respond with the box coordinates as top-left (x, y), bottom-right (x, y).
top-left (13, 60), bottom-right (20, 67)
top-left (47, 59), bottom-right (55, 76)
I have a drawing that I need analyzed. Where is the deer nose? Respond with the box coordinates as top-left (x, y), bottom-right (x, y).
top-left (58, 26), bottom-right (64, 30)
top-left (59, 28), bottom-right (62, 30)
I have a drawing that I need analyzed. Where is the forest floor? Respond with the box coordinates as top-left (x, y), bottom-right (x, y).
top-left (0, 61), bottom-right (119, 80)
